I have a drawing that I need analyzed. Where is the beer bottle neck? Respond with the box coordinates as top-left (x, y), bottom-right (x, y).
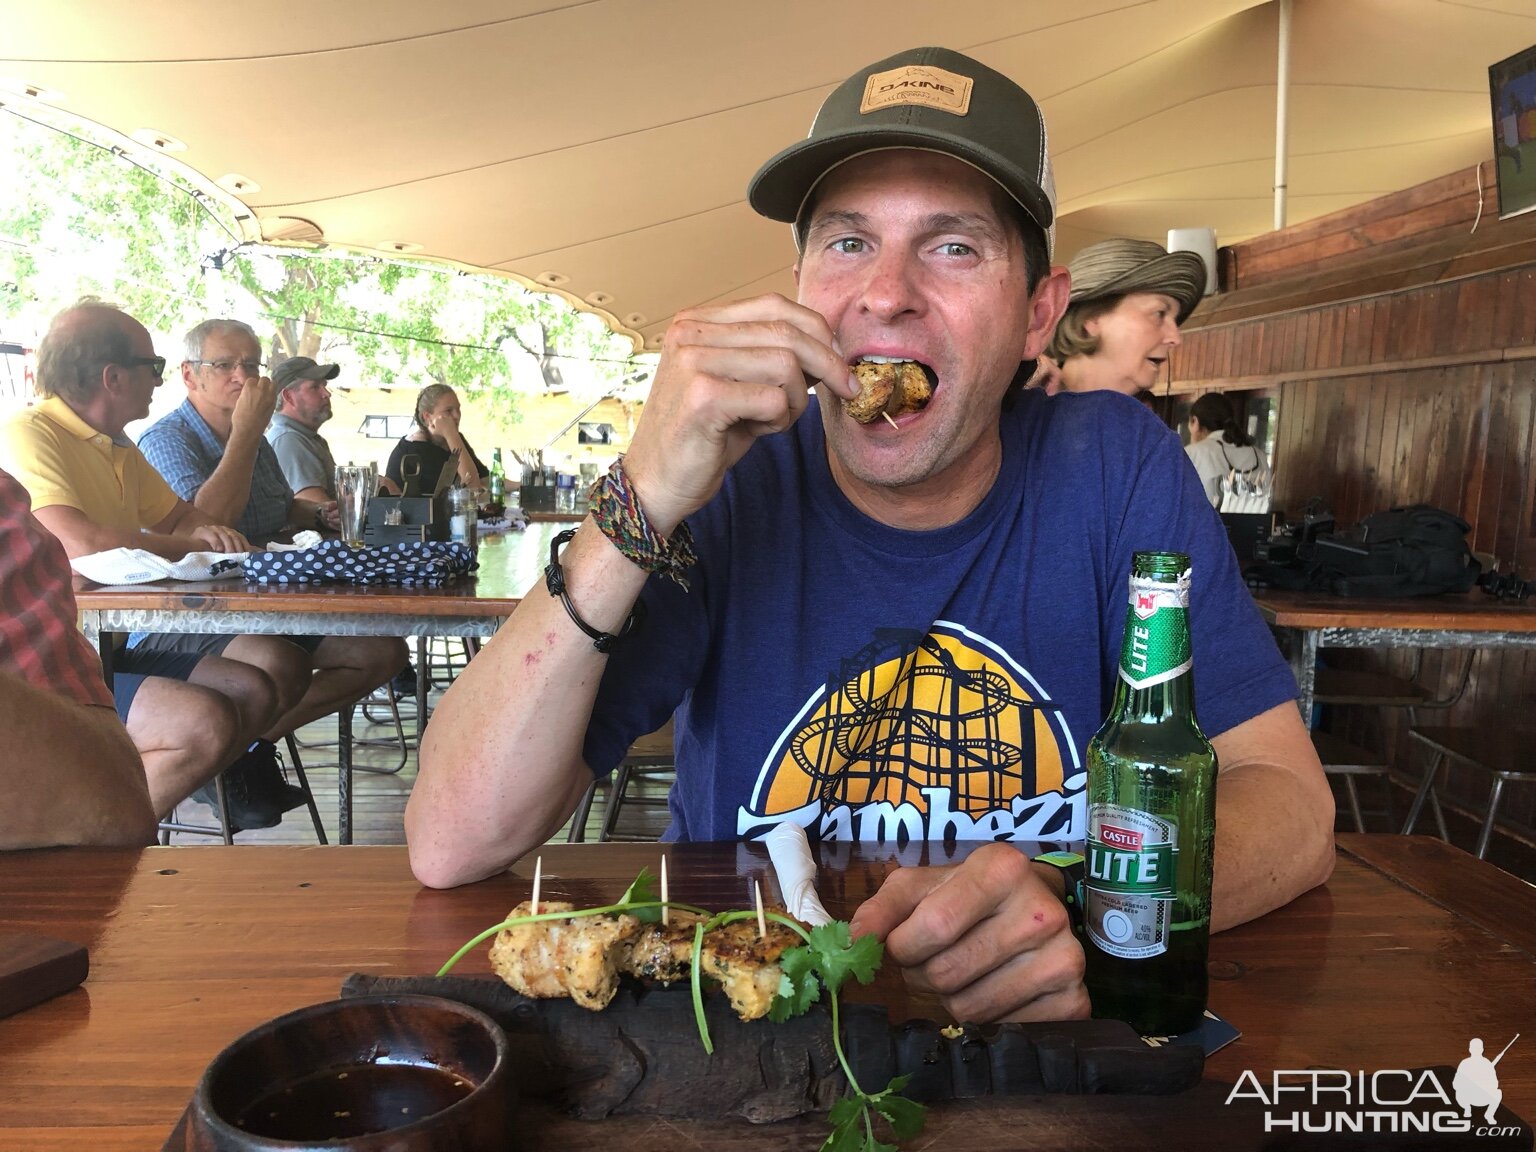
top-left (1107, 668), bottom-right (1196, 726)
top-left (1110, 558), bottom-right (1196, 726)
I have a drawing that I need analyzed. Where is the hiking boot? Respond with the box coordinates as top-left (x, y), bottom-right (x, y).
top-left (189, 781), bottom-right (244, 833)
top-left (192, 767), bottom-right (278, 830)
top-left (390, 663), bottom-right (419, 701)
top-left (239, 739), bottom-right (309, 816)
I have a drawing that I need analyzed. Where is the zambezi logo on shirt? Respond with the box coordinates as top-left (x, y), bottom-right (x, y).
top-left (735, 622), bottom-right (1083, 843)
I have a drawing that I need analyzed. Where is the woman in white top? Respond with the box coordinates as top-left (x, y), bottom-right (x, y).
top-left (1184, 392), bottom-right (1272, 509)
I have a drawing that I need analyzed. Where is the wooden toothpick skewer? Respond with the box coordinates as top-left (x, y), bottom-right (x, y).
top-left (660, 855), bottom-right (669, 927)
top-left (881, 412), bottom-right (899, 429)
top-left (754, 879), bottom-right (767, 941)
top-left (530, 855), bottom-right (542, 917)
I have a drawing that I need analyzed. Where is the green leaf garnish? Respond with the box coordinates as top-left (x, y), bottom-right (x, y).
top-left (802, 922), bottom-right (883, 996)
top-left (616, 867), bottom-right (663, 923)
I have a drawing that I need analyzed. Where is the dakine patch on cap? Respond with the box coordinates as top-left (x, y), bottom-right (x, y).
top-left (859, 64), bottom-right (974, 116)
top-left (748, 46), bottom-right (1056, 255)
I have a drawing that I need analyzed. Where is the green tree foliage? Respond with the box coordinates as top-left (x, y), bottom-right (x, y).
top-left (0, 110), bottom-right (651, 425)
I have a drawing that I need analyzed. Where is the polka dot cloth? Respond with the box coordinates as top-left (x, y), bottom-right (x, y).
top-left (243, 539), bottom-right (477, 587)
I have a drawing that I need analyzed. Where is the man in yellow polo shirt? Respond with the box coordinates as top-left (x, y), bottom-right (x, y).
top-left (0, 298), bottom-right (311, 830)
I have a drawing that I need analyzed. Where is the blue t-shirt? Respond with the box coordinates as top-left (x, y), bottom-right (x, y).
top-left (585, 389), bottom-right (1296, 846)
top-left (139, 400), bottom-right (295, 543)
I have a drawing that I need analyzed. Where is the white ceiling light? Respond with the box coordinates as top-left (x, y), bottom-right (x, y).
top-left (586, 290), bottom-right (613, 306)
top-left (536, 271), bottom-right (569, 286)
top-left (216, 173), bottom-right (260, 195)
top-left (131, 128), bottom-right (186, 153)
top-left (624, 312), bottom-right (645, 326)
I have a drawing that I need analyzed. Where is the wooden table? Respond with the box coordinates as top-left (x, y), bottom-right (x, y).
top-left (1252, 589), bottom-right (1536, 719)
top-left (0, 836), bottom-right (1531, 1150)
top-left (74, 525), bottom-right (563, 843)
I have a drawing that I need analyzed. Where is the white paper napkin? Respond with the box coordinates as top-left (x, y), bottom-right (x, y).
top-left (765, 821), bottom-right (832, 926)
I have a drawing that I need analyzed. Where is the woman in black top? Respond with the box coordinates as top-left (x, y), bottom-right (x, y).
top-left (384, 384), bottom-right (490, 495)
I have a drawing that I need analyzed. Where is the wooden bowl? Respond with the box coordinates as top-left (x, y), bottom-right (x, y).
top-left (185, 993), bottom-right (513, 1151)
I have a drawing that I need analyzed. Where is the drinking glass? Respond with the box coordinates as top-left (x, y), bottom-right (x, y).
top-left (334, 464), bottom-right (372, 548)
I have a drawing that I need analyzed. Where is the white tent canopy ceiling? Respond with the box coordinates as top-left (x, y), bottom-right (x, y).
top-left (4, 0), bottom-right (1533, 350)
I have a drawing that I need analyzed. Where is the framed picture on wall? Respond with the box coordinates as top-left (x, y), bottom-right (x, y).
top-left (1490, 43), bottom-right (1536, 220)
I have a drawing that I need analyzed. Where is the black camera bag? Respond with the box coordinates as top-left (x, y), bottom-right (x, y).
top-left (1310, 505), bottom-right (1481, 597)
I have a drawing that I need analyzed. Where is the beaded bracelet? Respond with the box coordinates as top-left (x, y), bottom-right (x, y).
top-left (588, 457), bottom-right (697, 590)
top-left (544, 529), bottom-right (645, 653)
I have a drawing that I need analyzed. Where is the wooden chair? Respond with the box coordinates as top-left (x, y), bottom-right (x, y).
top-left (1405, 726), bottom-right (1536, 859)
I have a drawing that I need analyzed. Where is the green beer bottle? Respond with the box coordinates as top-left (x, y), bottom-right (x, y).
top-left (489, 448), bottom-right (506, 505)
top-left (1083, 551), bottom-right (1217, 1037)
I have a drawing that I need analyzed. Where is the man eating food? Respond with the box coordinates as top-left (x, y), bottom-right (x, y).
top-left (409, 46), bottom-right (1334, 1027)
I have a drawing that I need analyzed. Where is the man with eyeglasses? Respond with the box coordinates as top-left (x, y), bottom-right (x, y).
top-left (137, 318), bottom-right (408, 785)
top-left (0, 299), bottom-right (300, 829)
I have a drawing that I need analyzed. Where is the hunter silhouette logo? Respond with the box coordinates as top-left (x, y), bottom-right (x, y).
top-left (734, 623), bottom-right (1082, 843)
top-left (1227, 1034), bottom-right (1524, 1137)
top-left (1455, 1035), bottom-right (1518, 1126)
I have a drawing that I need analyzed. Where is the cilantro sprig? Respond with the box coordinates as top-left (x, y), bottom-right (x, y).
top-left (442, 868), bottom-right (927, 1152)
top-left (768, 920), bottom-right (922, 1152)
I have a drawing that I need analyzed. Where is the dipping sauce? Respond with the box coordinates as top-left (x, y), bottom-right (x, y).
top-left (235, 1062), bottom-right (473, 1140)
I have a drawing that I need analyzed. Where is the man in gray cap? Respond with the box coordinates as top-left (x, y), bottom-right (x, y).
top-left (267, 356), bottom-right (340, 503)
top-left (410, 48), bottom-right (1334, 1026)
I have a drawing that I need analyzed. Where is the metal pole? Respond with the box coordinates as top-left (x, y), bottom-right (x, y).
top-left (1274, 0), bottom-right (1292, 231)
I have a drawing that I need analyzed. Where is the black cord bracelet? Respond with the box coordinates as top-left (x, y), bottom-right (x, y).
top-left (544, 529), bottom-right (645, 653)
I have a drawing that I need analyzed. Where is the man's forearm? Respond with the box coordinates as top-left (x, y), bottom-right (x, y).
top-left (191, 435), bottom-right (261, 526)
top-left (1210, 760), bottom-right (1335, 931)
top-left (406, 521), bottom-right (649, 888)
top-left (0, 671), bottom-right (155, 849)
top-left (34, 506), bottom-right (197, 562)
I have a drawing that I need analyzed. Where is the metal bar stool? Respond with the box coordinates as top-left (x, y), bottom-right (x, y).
top-left (1405, 725), bottom-right (1536, 859)
top-left (600, 721), bottom-right (675, 843)
top-left (1312, 650), bottom-right (1475, 833)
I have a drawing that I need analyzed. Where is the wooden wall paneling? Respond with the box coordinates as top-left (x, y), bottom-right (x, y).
top-left (1310, 310), bottom-right (1332, 373)
top-left (1520, 370), bottom-right (1536, 573)
top-left (1360, 374), bottom-right (1390, 512)
top-left (1479, 365), bottom-right (1517, 562)
top-left (1385, 291), bottom-right (1416, 364)
top-left (1513, 269), bottom-right (1536, 348)
top-left (1373, 375), bottom-right (1404, 522)
top-left (1459, 364), bottom-right (1493, 538)
top-left (1433, 282), bottom-right (1464, 358)
top-left (1506, 373), bottom-right (1536, 569)
top-left (1341, 302), bottom-right (1363, 368)
top-left (1333, 379), bottom-right (1368, 515)
top-left (1398, 286), bottom-right (1426, 361)
top-left (1286, 311), bottom-right (1309, 373)
top-left (1399, 372), bottom-right (1437, 509)
top-left (1454, 274), bottom-right (1498, 355)
top-left (1489, 271), bottom-right (1521, 349)
top-left (1388, 373), bottom-right (1422, 512)
top-left (1370, 295), bottom-right (1396, 363)
top-left (1182, 330), bottom-right (1203, 383)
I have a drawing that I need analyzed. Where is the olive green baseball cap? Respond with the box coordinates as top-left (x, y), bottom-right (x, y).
top-left (748, 46), bottom-right (1056, 255)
